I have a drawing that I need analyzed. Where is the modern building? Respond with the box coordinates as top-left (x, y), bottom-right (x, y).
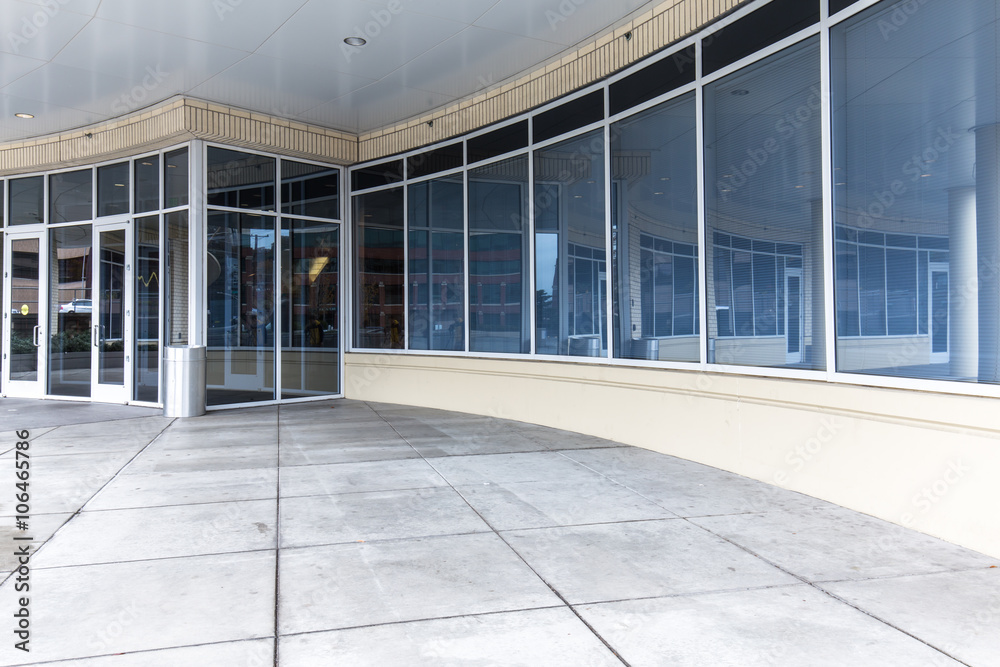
top-left (2, 0), bottom-right (999, 558)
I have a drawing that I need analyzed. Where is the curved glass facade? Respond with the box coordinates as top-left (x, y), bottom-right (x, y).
top-left (349, 0), bottom-right (1000, 394)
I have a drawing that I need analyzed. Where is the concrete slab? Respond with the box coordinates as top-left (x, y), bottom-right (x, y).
top-left (33, 499), bottom-right (277, 567)
top-left (428, 451), bottom-right (605, 486)
top-left (278, 533), bottom-right (560, 634)
top-left (577, 585), bottom-right (964, 666)
top-left (279, 458), bottom-right (447, 497)
top-left (0, 551), bottom-right (275, 665)
top-left (820, 568), bottom-right (1000, 666)
top-left (455, 477), bottom-right (676, 530)
top-left (691, 507), bottom-right (1000, 581)
top-left (503, 520), bottom-right (799, 604)
top-left (279, 487), bottom-right (490, 548)
top-left (279, 607), bottom-right (622, 666)
top-left (32, 640), bottom-right (274, 666)
top-left (123, 443), bottom-right (278, 474)
top-left (0, 513), bottom-right (72, 572)
top-left (87, 467), bottom-right (277, 510)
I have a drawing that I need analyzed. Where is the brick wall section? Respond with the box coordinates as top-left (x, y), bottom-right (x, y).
top-left (0, 99), bottom-right (358, 176)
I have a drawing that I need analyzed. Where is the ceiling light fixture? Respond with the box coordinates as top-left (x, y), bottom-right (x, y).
top-left (344, 36), bottom-right (367, 47)
top-left (14, 113), bottom-right (34, 119)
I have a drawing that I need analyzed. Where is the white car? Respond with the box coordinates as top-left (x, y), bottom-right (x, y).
top-left (59, 299), bottom-right (92, 313)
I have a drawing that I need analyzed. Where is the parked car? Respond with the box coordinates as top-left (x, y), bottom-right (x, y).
top-left (59, 299), bottom-right (92, 313)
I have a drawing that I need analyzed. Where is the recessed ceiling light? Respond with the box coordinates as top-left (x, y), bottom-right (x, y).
top-left (14, 113), bottom-right (34, 119)
top-left (141, 161), bottom-right (153, 166)
top-left (344, 36), bottom-right (367, 47)
top-left (731, 89), bottom-right (750, 96)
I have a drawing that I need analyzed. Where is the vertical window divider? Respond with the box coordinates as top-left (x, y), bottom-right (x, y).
top-left (528, 148), bottom-right (537, 355)
top-left (603, 89), bottom-right (614, 360)
top-left (190, 140), bottom-right (205, 347)
top-left (820, 18), bottom-right (837, 380)
top-left (695, 37), bottom-right (709, 369)
top-left (274, 159), bottom-right (283, 397)
top-left (402, 180), bottom-right (410, 352)
top-left (462, 167), bottom-right (470, 353)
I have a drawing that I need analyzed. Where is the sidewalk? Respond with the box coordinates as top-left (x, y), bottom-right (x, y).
top-left (0, 398), bottom-right (996, 666)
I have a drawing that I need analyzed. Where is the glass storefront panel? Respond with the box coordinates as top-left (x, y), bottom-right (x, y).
top-left (468, 156), bottom-right (530, 354)
top-left (134, 216), bottom-right (160, 402)
top-left (9, 176), bottom-right (43, 226)
top-left (534, 129), bottom-right (607, 357)
top-left (832, 0), bottom-right (999, 383)
top-left (97, 228), bottom-right (126, 387)
top-left (408, 175), bottom-right (464, 351)
top-left (135, 156), bottom-right (160, 213)
top-left (9, 237), bottom-right (40, 381)
top-left (50, 170), bottom-right (93, 224)
top-left (280, 219), bottom-right (340, 398)
top-left (48, 225), bottom-right (92, 397)
top-left (207, 147), bottom-right (276, 211)
top-left (97, 162), bottom-right (129, 217)
top-left (612, 93), bottom-right (699, 362)
top-left (704, 37), bottom-right (824, 369)
top-left (206, 211), bottom-right (276, 405)
top-left (164, 148), bottom-right (189, 208)
top-left (281, 160), bottom-right (339, 220)
top-left (353, 187), bottom-right (405, 349)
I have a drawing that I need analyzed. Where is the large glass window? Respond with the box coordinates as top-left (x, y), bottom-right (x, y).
top-left (281, 160), bottom-right (339, 220)
top-left (164, 148), bottom-right (189, 208)
top-left (280, 219), bottom-right (340, 398)
top-left (612, 93), bottom-right (699, 362)
top-left (97, 162), bottom-right (129, 217)
top-left (50, 170), bottom-right (93, 224)
top-left (705, 37), bottom-right (824, 369)
top-left (354, 188), bottom-right (405, 349)
top-left (468, 156), bottom-right (530, 354)
top-left (408, 175), bottom-right (464, 351)
top-left (134, 216), bottom-right (160, 402)
top-left (48, 225), bottom-right (92, 397)
top-left (206, 212), bottom-right (276, 405)
top-left (9, 176), bottom-right (43, 225)
top-left (534, 130), bottom-right (607, 357)
top-left (207, 147), bottom-right (274, 211)
top-left (833, 0), bottom-right (999, 383)
top-left (135, 156), bottom-right (160, 214)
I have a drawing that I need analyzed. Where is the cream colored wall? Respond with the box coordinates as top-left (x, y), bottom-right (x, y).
top-left (345, 352), bottom-right (1000, 558)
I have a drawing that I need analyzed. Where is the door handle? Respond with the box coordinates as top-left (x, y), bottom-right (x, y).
top-left (93, 324), bottom-right (100, 348)
top-left (32, 325), bottom-right (40, 347)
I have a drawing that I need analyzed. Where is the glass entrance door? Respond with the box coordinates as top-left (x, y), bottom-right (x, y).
top-left (785, 267), bottom-right (803, 364)
top-left (3, 233), bottom-right (46, 398)
top-left (91, 223), bottom-right (131, 403)
top-left (929, 262), bottom-right (949, 365)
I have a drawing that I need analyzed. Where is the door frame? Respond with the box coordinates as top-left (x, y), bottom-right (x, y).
top-left (929, 261), bottom-right (949, 365)
top-left (3, 230), bottom-right (47, 398)
top-left (785, 266), bottom-right (804, 364)
top-left (91, 219), bottom-right (132, 404)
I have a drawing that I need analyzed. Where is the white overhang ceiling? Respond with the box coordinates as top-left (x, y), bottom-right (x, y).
top-left (0, 0), bottom-right (655, 143)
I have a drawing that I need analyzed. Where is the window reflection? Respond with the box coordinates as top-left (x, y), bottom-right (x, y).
top-left (408, 175), bottom-right (464, 351)
top-left (469, 156), bottom-right (530, 353)
top-left (611, 93), bottom-right (699, 362)
top-left (354, 188), bottom-right (405, 349)
top-left (534, 130), bottom-right (607, 357)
